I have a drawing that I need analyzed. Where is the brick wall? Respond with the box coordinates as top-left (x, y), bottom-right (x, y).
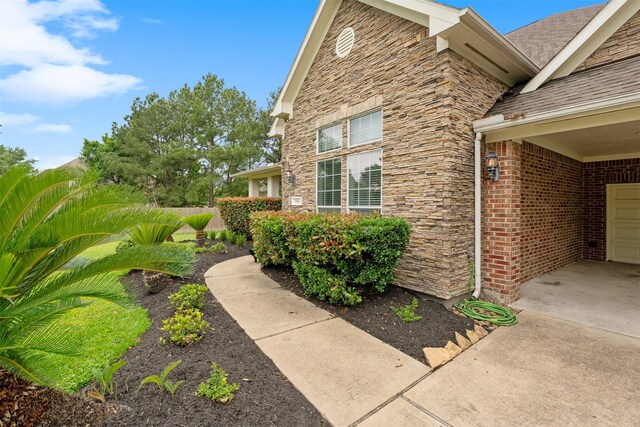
top-left (482, 141), bottom-right (583, 303)
top-left (576, 11), bottom-right (640, 72)
top-left (281, 0), bottom-right (507, 299)
top-left (583, 158), bottom-right (640, 260)
top-left (482, 141), bottom-right (522, 303)
top-left (520, 142), bottom-right (583, 282)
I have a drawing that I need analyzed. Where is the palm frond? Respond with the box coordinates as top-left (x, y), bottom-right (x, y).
top-left (182, 213), bottom-right (213, 231)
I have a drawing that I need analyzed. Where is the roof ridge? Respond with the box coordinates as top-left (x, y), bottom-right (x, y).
top-left (505, 2), bottom-right (605, 36)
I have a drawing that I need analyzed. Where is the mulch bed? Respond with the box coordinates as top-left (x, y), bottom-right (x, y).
top-left (262, 265), bottom-right (477, 361)
top-left (105, 240), bottom-right (324, 426)
top-left (1, 240), bottom-right (325, 427)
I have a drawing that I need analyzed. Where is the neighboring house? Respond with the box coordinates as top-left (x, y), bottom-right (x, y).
top-left (242, 0), bottom-right (640, 304)
top-left (230, 162), bottom-right (282, 197)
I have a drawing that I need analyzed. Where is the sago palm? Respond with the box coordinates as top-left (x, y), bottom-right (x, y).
top-left (130, 222), bottom-right (183, 293)
top-left (182, 213), bottom-right (213, 243)
top-left (0, 166), bottom-right (195, 386)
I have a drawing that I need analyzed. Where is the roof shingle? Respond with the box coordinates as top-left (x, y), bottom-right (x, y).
top-left (486, 55), bottom-right (640, 117)
top-left (505, 4), bottom-right (605, 68)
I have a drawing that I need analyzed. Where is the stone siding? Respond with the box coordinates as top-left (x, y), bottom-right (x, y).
top-left (576, 11), bottom-right (640, 71)
top-left (281, 0), bottom-right (507, 299)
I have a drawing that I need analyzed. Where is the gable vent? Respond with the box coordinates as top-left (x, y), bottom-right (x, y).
top-left (336, 27), bottom-right (355, 58)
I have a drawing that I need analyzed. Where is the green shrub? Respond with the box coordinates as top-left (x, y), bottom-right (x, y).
top-left (169, 284), bottom-right (209, 310)
top-left (250, 212), bottom-right (411, 305)
top-left (390, 298), bottom-right (422, 322)
top-left (196, 362), bottom-right (239, 403)
top-left (217, 197), bottom-right (281, 238)
top-left (209, 242), bottom-right (227, 254)
top-left (207, 230), bottom-right (217, 240)
top-left (217, 230), bottom-right (227, 242)
top-left (249, 211), bottom-right (297, 266)
top-left (162, 308), bottom-right (208, 346)
top-left (89, 359), bottom-right (126, 402)
top-left (234, 234), bottom-right (246, 247)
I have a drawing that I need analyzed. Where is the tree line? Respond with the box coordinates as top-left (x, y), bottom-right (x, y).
top-left (82, 74), bottom-right (280, 207)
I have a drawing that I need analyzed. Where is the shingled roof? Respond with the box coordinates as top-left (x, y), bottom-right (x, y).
top-left (505, 3), bottom-right (605, 68)
top-left (487, 55), bottom-right (640, 118)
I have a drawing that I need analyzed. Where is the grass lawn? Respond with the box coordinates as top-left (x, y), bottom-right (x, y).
top-left (39, 240), bottom-right (151, 392)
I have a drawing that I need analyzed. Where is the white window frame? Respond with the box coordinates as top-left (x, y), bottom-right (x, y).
top-left (347, 109), bottom-right (383, 148)
top-left (316, 157), bottom-right (342, 213)
top-left (347, 149), bottom-right (383, 213)
top-left (316, 122), bottom-right (342, 154)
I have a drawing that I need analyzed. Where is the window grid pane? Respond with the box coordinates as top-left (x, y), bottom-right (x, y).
top-left (348, 150), bottom-right (382, 209)
top-left (317, 158), bottom-right (342, 208)
top-left (350, 110), bottom-right (382, 146)
top-left (318, 124), bottom-right (342, 153)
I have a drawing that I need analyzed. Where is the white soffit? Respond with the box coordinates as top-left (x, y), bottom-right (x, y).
top-left (521, 0), bottom-right (640, 94)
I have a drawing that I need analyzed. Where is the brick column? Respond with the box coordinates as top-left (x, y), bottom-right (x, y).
top-left (482, 140), bottom-right (522, 303)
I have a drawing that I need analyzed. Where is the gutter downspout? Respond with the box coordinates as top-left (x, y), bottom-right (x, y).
top-left (473, 132), bottom-right (482, 299)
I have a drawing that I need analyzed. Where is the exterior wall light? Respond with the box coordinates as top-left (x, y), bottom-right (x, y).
top-left (485, 150), bottom-right (500, 181)
top-left (284, 162), bottom-right (296, 189)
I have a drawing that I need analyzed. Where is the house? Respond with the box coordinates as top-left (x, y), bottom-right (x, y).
top-left (249, 0), bottom-right (640, 305)
top-left (230, 162), bottom-right (282, 197)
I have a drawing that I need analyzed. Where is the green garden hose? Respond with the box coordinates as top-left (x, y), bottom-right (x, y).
top-left (453, 261), bottom-right (518, 326)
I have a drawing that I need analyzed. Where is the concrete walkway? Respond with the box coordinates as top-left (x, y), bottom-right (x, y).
top-left (205, 256), bottom-right (436, 426)
top-left (206, 257), bottom-right (640, 426)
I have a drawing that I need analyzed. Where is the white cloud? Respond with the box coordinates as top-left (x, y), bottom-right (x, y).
top-left (0, 0), bottom-right (140, 103)
top-left (34, 154), bottom-right (77, 171)
top-left (1, 64), bottom-right (141, 103)
top-left (0, 111), bottom-right (39, 126)
top-left (142, 17), bottom-right (162, 25)
top-left (32, 123), bottom-right (73, 133)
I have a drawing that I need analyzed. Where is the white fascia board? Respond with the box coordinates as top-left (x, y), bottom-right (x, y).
top-left (458, 9), bottom-right (538, 75)
top-left (268, 118), bottom-right (286, 138)
top-left (271, 101), bottom-right (293, 119)
top-left (521, 0), bottom-right (639, 94)
top-left (474, 92), bottom-right (640, 142)
top-left (270, 0), bottom-right (342, 117)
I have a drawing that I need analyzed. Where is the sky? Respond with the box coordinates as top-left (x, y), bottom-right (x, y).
top-left (0, 0), bottom-right (602, 170)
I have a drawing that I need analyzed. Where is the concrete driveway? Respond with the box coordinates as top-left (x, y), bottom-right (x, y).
top-left (398, 311), bottom-right (640, 427)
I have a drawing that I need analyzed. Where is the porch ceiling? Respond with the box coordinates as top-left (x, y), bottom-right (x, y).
top-left (526, 119), bottom-right (640, 162)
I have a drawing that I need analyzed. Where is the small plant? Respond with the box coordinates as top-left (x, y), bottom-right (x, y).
top-left (194, 246), bottom-right (208, 254)
top-left (217, 230), bottom-right (227, 242)
top-left (209, 242), bottom-right (227, 254)
top-left (234, 234), bottom-right (246, 247)
top-left (169, 284), bottom-right (209, 310)
top-left (226, 232), bottom-right (237, 245)
top-left (196, 362), bottom-right (239, 403)
top-left (390, 298), bottom-right (422, 323)
top-left (182, 213), bottom-right (214, 242)
top-left (207, 230), bottom-right (217, 240)
top-left (88, 359), bottom-right (126, 402)
top-left (162, 307), bottom-right (208, 346)
top-left (137, 360), bottom-right (184, 398)
top-left (158, 337), bottom-right (166, 345)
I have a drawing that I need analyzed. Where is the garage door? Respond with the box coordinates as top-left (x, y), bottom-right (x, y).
top-left (607, 183), bottom-right (640, 264)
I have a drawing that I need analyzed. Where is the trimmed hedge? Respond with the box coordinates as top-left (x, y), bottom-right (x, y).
top-left (216, 197), bottom-right (281, 238)
top-left (250, 212), bottom-right (411, 305)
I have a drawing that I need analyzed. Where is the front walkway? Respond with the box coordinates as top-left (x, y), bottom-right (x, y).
top-left (206, 257), bottom-right (640, 426)
top-left (513, 260), bottom-right (640, 338)
top-left (205, 256), bottom-right (436, 426)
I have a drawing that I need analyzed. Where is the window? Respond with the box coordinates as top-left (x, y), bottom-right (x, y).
top-left (317, 158), bottom-right (342, 213)
top-left (349, 110), bottom-right (382, 147)
top-left (317, 123), bottom-right (342, 153)
top-left (348, 150), bottom-right (382, 213)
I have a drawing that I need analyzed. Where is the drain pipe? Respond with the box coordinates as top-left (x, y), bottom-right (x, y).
top-left (473, 132), bottom-right (483, 299)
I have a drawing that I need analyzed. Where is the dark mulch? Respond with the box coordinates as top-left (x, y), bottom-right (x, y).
top-left (104, 240), bottom-right (325, 427)
top-left (0, 369), bottom-right (118, 427)
top-left (262, 265), bottom-right (476, 361)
